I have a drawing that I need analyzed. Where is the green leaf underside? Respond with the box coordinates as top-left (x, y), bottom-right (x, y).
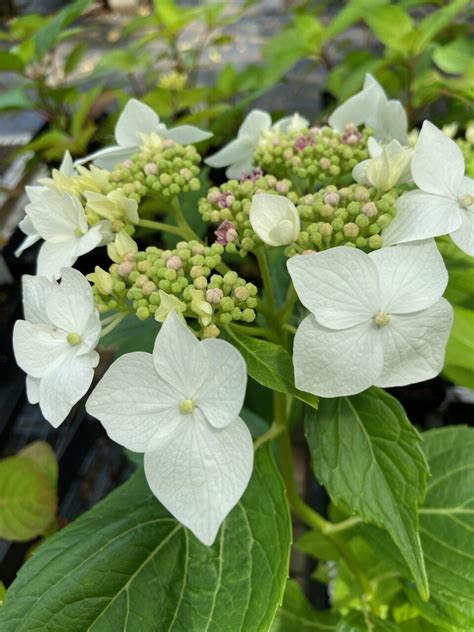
top-left (270, 580), bottom-right (338, 631)
top-left (305, 388), bottom-right (429, 600)
top-left (226, 330), bottom-right (319, 410)
top-left (443, 306), bottom-right (474, 389)
top-left (360, 426), bottom-right (474, 631)
top-left (0, 446), bottom-right (291, 632)
top-left (0, 456), bottom-right (56, 542)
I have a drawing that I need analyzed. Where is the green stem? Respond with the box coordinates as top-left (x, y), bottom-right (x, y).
top-left (170, 197), bottom-right (201, 242)
top-left (100, 312), bottom-right (128, 338)
top-left (228, 322), bottom-right (277, 342)
top-left (282, 323), bottom-right (297, 335)
top-left (323, 516), bottom-right (362, 535)
top-left (253, 421), bottom-right (286, 451)
top-left (279, 282), bottom-right (298, 322)
top-left (138, 219), bottom-right (185, 237)
top-left (254, 247), bottom-right (276, 315)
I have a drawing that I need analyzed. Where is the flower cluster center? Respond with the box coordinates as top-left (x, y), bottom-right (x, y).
top-left (458, 193), bottom-right (473, 208)
top-left (374, 311), bottom-right (391, 327)
top-left (66, 332), bottom-right (82, 346)
top-left (179, 398), bottom-right (194, 414)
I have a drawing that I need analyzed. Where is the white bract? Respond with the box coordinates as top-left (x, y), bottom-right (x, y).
top-left (287, 241), bottom-right (453, 397)
top-left (205, 109), bottom-right (308, 178)
top-left (352, 138), bottom-right (413, 192)
top-left (329, 74), bottom-right (408, 145)
top-left (383, 121), bottom-right (474, 255)
top-left (77, 99), bottom-right (213, 170)
top-left (13, 268), bottom-right (101, 427)
top-left (250, 193), bottom-right (301, 246)
top-left (86, 311), bottom-right (253, 546)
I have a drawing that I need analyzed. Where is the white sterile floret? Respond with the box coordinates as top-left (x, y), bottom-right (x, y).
top-left (287, 240), bottom-right (453, 397)
top-left (13, 268), bottom-right (101, 427)
top-left (205, 110), bottom-right (308, 178)
top-left (86, 311), bottom-right (253, 546)
top-left (250, 193), bottom-right (301, 246)
top-left (383, 121), bottom-right (474, 255)
top-left (329, 73), bottom-right (408, 145)
top-left (77, 99), bottom-right (213, 170)
top-left (352, 138), bottom-right (413, 192)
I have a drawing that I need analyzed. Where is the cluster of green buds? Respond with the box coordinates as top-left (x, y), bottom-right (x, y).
top-left (198, 172), bottom-right (297, 255)
top-left (254, 124), bottom-right (371, 186)
top-left (285, 184), bottom-right (399, 255)
top-left (89, 239), bottom-right (258, 338)
top-left (103, 136), bottom-right (202, 203)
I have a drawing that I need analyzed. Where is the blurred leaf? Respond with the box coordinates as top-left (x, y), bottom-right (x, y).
top-left (33, 0), bottom-right (92, 60)
top-left (438, 237), bottom-right (474, 309)
top-left (99, 313), bottom-right (159, 357)
top-left (0, 456), bottom-right (56, 541)
top-left (365, 6), bottom-right (413, 53)
top-left (19, 441), bottom-right (58, 490)
top-left (323, 0), bottom-right (389, 41)
top-left (64, 41), bottom-right (87, 75)
top-left (443, 306), bottom-right (474, 389)
top-left (270, 579), bottom-right (338, 631)
top-left (0, 87), bottom-right (34, 111)
top-left (415, 0), bottom-right (470, 54)
top-left (0, 50), bottom-right (24, 73)
top-left (433, 37), bottom-right (473, 74)
top-left (327, 51), bottom-right (381, 101)
top-left (0, 582), bottom-right (4, 606)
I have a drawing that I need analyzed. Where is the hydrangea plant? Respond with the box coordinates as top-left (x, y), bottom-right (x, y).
top-left (3, 77), bottom-right (474, 631)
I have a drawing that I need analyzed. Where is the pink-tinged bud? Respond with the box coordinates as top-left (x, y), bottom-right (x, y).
top-left (206, 288), bottom-right (223, 304)
top-left (240, 168), bottom-right (264, 183)
top-left (323, 192), bottom-right (340, 207)
top-left (303, 249), bottom-right (314, 255)
top-left (202, 324), bottom-right (220, 339)
top-left (166, 255), bottom-right (182, 271)
top-left (162, 139), bottom-right (175, 149)
top-left (142, 281), bottom-right (157, 296)
top-left (300, 194), bottom-right (315, 205)
top-left (294, 136), bottom-right (312, 151)
top-left (354, 187), bottom-right (369, 202)
top-left (320, 204), bottom-right (335, 218)
top-left (342, 124), bottom-right (362, 145)
top-left (343, 222), bottom-right (359, 237)
top-left (309, 126), bottom-right (321, 136)
top-left (214, 220), bottom-right (238, 245)
top-left (339, 187), bottom-right (351, 198)
top-left (207, 189), bottom-right (221, 204)
top-left (272, 137), bottom-right (281, 146)
top-left (144, 163), bottom-right (158, 176)
top-left (180, 168), bottom-right (193, 181)
top-left (283, 149), bottom-right (294, 160)
top-left (218, 192), bottom-right (235, 208)
top-left (124, 251), bottom-right (136, 262)
top-left (319, 158), bottom-right (331, 170)
top-left (276, 180), bottom-right (290, 194)
top-left (118, 261), bottom-right (134, 277)
top-left (234, 286), bottom-right (249, 302)
top-left (319, 223), bottom-right (333, 237)
top-left (362, 202), bottom-right (378, 217)
top-left (136, 274), bottom-right (148, 288)
top-left (191, 243), bottom-right (205, 255)
top-left (122, 159), bottom-right (134, 169)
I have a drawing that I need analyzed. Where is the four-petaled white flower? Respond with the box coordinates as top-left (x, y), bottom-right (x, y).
top-left (287, 240), bottom-right (453, 397)
top-left (86, 310), bottom-right (253, 546)
top-left (77, 99), bottom-right (213, 170)
top-left (352, 138), bottom-right (413, 192)
top-left (13, 268), bottom-right (101, 427)
top-left (205, 109), bottom-right (309, 179)
top-left (329, 74), bottom-right (408, 145)
top-left (250, 193), bottom-right (301, 246)
top-left (383, 121), bottom-right (474, 255)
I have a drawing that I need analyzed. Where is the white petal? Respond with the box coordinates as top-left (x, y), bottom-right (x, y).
top-left (273, 113), bottom-right (309, 133)
top-left (411, 121), bottom-right (465, 197)
top-left (13, 320), bottom-right (68, 378)
top-left (144, 411), bottom-right (253, 545)
top-left (86, 352), bottom-right (180, 451)
top-left (369, 240), bottom-right (448, 313)
top-left (26, 192), bottom-right (86, 241)
top-left (225, 157), bottom-right (255, 179)
top-left (26, 375), bottom-right (40, 404)
top-left (75, 146), bottom-right (137, 170)
top-left (328, 81), bottom-right (381, 132)
top-left (293, 315), bottom-right (384, 398)
top-left (375, 298), bottom-right (453, 388)
top-left (22, 275), bottom-right (53, 324)
top-left (238, 109), bottom-right (272, 142)
top-left (250, 193), bottom-right (300, 246)
top-left (450, 207), bottom-right (474, 256)
top-left (15, 233), bottom-right (41, 258)
top-left (352, 159), bottom-right (370, 185)
top-left (383, 190), bottom-right (463, 246)
top-left (205, 138), bottom-right (253, 169)
top-left (36, 239), bottom-right (78, 280)
top-left (378, 100), bottom-right (408, 145)
top-left (152, 311), bottom-right (206, 397)
top-left (165, 125), bottom-right (213, 145)
top-left (115, 99), bottom-right (160, 147)
top-left (46, 267), bottom-right (96, 336)
top-left (39, 351), bottom-right (98, 427)
top-left (75, 224), bottom-right (104, 257)
top-left (59, 150), bottom-right (75, 176)
top-left (196, 339), bottom-right (247, 429)
top-left (287, 248), bottom-right (380, 329)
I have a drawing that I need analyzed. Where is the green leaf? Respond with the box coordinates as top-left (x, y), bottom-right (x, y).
top-left (443, 306), bottom-right (474, 388)
top-left (63, 41), bottom-right (87, 75)
top-left (0, 456), bottom-right (56, 542)
top-left (0, 87), bottom-right (34, 111)
top-left (323, 0), bottom-right (389, 41)
top-left (433, 37), bottom-right (473, 75)
top-left (415, 0), bottom-right (470, 54)
top-left (33, 0), bottom-right (92, 60)
top-left (365, 6), bottom-right (414, 52)
top-left (270, 579), bottom-right (338, 631)
top-left (305, 388), bottom-right (429, 600)
top-left (19, 441), bottom-right (58, 489)
top-left (438, 237), bottom-right (474, 309)
top-left (0, 581), bottom-right (5, 607)
top-left (0, 50), bottom-right (24, 73)
top-left (0, 446), bottom-right (291, 631)
top-left (99, 313), bottom-right (159, 357)
top-left (226, 329), bottom-right (319, 410)
top-left (337, 611), bottom-right (399, 631)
